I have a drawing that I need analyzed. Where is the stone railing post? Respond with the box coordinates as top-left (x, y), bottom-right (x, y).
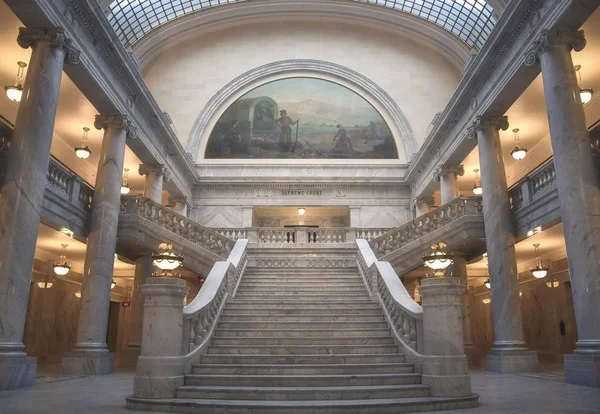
top-left (295, 227), bottom-right (307, 243)
top-left (133, 277), bottom-right (188, 399)
top-left (419, 277), bottom-right (471, 397)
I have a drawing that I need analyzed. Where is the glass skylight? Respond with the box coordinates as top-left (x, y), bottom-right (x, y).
top-left (107, 0), bottom-right (496, 50)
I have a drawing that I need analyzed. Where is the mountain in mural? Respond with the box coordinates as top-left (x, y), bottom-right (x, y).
top-left (278, 99), bottom-right (380, 127)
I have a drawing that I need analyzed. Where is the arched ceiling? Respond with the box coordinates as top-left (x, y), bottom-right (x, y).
top-left (106, 0), bottom-right (497, 50)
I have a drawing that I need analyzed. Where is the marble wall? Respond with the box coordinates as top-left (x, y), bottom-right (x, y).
top-left (470, 258), bottom-right (577, 363)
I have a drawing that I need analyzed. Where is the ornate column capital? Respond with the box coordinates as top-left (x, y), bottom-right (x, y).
top-left (467, 115), bottom-right (509, 139)
top-left (411, 196), bottom-right (434, 210)
top-left (524, 29), bottom-right (586, 66)
top-left (171, 196), bottom-right (191, 208)
top-left (17, 27), bottom-right (80, 65)
top-left (138, 164), bottom-right (171, 181)
top-left (434, 164), bottom-right (465, 182)
top-left (94, 114), bottom-right (138, 139)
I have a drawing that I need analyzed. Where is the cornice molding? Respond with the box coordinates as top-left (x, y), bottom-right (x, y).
top-left (186, 59), bottom-right (416, 163)
top-left (193, 182), bottom-right (409, 191)
top-left (133, 0), bottom-right (471, 72)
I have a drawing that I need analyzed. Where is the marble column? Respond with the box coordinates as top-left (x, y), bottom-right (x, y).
top-left (0, 27), bottom-right (79, 390)
top-left (139, 164), bottom-right (167, 203)
top-left (172, 196), bottom-right (190, 217)
top-left (120, 255), bottom-right (153, 366)
top-left (412, 196), bottom-right (434, 218)
top-left (62, 114), bottom-right (137, 375)
top-left (468, 115), bottom-right (538, 373)
top-left (448, 256), bottom-right (480, 367)
top-left (434, 164), bottom-right (464, 205)
top-left (419, 277), bottom-right (471, 397)
top-left (526, 29), bottom-right (600, 387)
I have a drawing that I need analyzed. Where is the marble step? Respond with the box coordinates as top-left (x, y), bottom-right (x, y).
top-left (206, 345), bottom-right (399, 355)
top-left (214, 328), bottom-right (392, 338)
top-left (127, 395), bottom-right (480, 414)
top-left (191, 362), bottom-right (414, 375)
top-left (218, 321), bottom-right (388, 330)
top-left (184, 373), bottom-right (422, 387)
top-left (236, 287), bottom-right (367, 294)
top-left (230, 298), bottom-right (374, 305)
top-left (219, 315), bottom-right (385, 323)
top-left (234, 292), bottom-right (369, 298)
top-left (176, 384), bottom-right (430, 401)
top-left (244, 267), bottom-right (358, 273)
top-left (241, 277), bottom-right (362, 282)
top-left (211, 336), bottom-right (394, 346)
top-left (200, 354), bottom-right (406, 365)
top-left (237, 284), bottom-right (366, 290)
top-left (222, 309), bottom-right (382, 317)
top-left (226, 302), bottom-right (379, 311)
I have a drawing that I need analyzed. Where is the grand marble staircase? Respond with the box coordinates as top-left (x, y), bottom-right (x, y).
top-left (128, 265), bottom-right (478, 413)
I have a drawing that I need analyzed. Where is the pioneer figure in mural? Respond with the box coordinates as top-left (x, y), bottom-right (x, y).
top-left (275, 109), bottom-right (299, 151)
top-left (220, 119), bottom-right (241, 156)
top-left (332, 124), bottom-right (353, 153)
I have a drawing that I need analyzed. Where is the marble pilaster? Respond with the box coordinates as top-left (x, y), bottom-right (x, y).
top-left (411, 196), bottom-right (434, 218)
top-left (139, 164), bottom-right (168, 203)
top-left (419, 277), bottom-right (471, 397)
top-left (133, 277), bottom-right (188, 399)
top-left (0, 27), bottom-right (79, 390)
top-left (526, 29), bottom-right (600, 387)
top-left (62, 114), bottom-right (137, 375)
top-left (468, 115), bottom-right (538, 373)
top-left (171, 196), bottom-right (190, 217)
top-left (434, 164), bottom-right (464, 205)
top-left (120, 255), bottom-right (153, 367)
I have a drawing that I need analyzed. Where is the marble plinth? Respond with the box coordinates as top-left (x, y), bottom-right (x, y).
top-left (133, 356), bottom-right (186, 399)
top-left (0, 354), bottom-right (36, 390)
top-left (61, 351), bottom-right (114, 375)
top-left (565, 354), bottom-right (600, 388)
top-left (422, 355), bottom-right (471, 397)
top-left (486, 349), bottom-right (539, 373)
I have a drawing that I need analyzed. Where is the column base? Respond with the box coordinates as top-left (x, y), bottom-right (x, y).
top-left (118, 344), bottom-right (141, 367)
top-left (61, 351), bottom-right (114, 375)
top-left (133, 356), bottom-right (186, 399)
top-left (565, 353), bottom-right (600, 388)
top-left (0, 353), bottom-right (36, 390)
top-left (464, 344), bottom-right (482, 368)
top-left (421, 355), bottom-right (471, 397)
top-left (486, 349), bottom-right (539, 373)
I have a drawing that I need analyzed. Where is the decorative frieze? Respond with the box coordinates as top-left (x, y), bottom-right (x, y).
top-left (524, 29), bottom-right (586, 66)
top-left (17, 27), bottom-right (80, 65)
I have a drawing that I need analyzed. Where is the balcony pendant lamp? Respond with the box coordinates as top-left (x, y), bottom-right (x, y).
top-left (52, 243), bottom-right (71, 276)
top-left (510, 128), bottom-right (527, 160)
top-left (574, 65), bottom-right (593, 104)
top-left (530, 243), bottom-right (549, 279)
top-left (298, 207), bottom-right (306, 216)
top-left (121, 168), bottom-right (131, 195)
top-left (75, 127), bottom-right (92, 159)
top-left (484, 278), bottom-right (491, 289)
top-left (152, 243), bottom-right (184, 277)
top-left (422, 242), bottom-right (454, 277)
top-left (4, 61), bottom-right (27, 103)
top-left (472, 169), bottom-right (482, 195)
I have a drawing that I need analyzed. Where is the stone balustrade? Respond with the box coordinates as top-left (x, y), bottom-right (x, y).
top-left (120, 196), bottom-right (234, 259)
top-left (182, 239), bottom-right (248, 354)
top-left (258, 228), bottom-right (296, 244)
top-left (355, 228), bottom-right (390, 241)
top-left (307, 228), bottom-right (345, 243)
top-left (214, 228), bottom-right (247, 241)
top-left (509, 158), bottom-right (556, 212)
top-left (356, 239), bottom-right (424, 356)
top-left (370, 196), bottom-right (483, 258)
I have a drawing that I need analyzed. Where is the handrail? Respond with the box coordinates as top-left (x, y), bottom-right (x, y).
top-left (182, 239), bottom-right (248, 355)
top-left (370, 196), bottom-right (483, 258)
top-left (356, 239), bottom-right (425, 361)
top-left (120, 195), bottom-right (234, 258)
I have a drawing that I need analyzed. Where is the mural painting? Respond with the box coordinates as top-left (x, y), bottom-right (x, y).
top-left (205, 78), bottom-right (399, 159)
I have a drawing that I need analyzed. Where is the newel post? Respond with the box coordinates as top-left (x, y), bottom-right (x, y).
top-left (418, 277), bottom-right (472, 397)
top-left (133, 277), bottom-right (188, 399)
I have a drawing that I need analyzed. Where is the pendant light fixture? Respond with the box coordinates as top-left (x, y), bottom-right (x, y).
top-left (482, 298), bottom-right (491, 304)
top-left (52, 243), bottom-right (72, 276)
top-left (574, 65), bottom-right (593, 104)
top-left (510, 128), bottom-right (527, 160)
top-left (472, 169), bottom-right (482, 195)
top-left (75, 290), bottom-right (82, 298)
top-left (152, 243), bottom-right (184, 277)
top-left (484, 278), bottom-right (491, 289)
top-left (121, 168), bottom-right (131, 195)
top-left (297, 207), bottom-right (306, 216)
top-left (530, 243), bottom-right (549, 279)
top-left (4, 61), bottom-right (27, 103)
top-left (75, 127), bottom-right (92, 160)
top-left (422, 242), bottom-right (454, 277)
top-left (111, 280), bottom-right (117, 289)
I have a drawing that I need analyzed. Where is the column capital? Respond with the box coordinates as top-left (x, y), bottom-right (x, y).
top-left (170, 196), bottom-right (191, 208)
top-left (138, 163), bottom-right (168, 177)
top-left (524, 29), bottom-right (586, 66)
top-left (411, 196), bottom-right (434, 210)
top-left (17, 27), bottom-right (80, 65)
top-left (94, 114), bottom-right (138, 139)
top-left (467, 115), bottom-right (509, 139)
top-left (433, 164), bottom-right (465, 182)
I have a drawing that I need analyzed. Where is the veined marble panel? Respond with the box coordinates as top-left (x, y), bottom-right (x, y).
top-left (191, 206), bottom-right (243, 228)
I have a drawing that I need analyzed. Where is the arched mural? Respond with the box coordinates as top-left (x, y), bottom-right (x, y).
top-left (205, 78), bottom-right (399, 159)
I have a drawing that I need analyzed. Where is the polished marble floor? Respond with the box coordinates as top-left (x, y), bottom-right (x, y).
top-left (0, 368), bottom-right (599, 414)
